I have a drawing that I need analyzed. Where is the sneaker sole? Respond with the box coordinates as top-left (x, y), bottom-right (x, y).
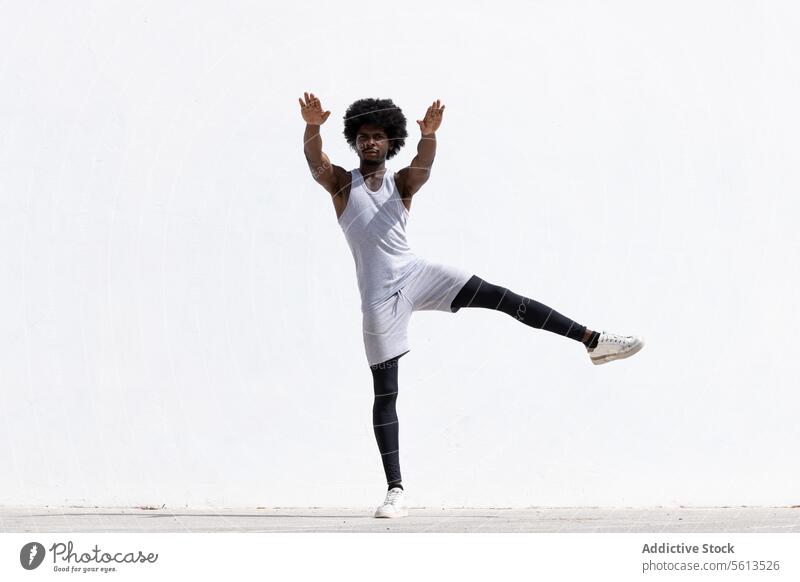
top-left (590, 337), bottom-right (645, 365)
top-left (374, 508), bottom-right (408, 518)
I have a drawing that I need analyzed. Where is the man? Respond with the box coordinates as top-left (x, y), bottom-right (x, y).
top-left (299, 92), bottom-right (645, 518)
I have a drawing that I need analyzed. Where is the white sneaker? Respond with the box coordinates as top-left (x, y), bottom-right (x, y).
top-left (374, 487), bottom-right (408, 518)
top-left (587, 331), bottom-right (645, 365)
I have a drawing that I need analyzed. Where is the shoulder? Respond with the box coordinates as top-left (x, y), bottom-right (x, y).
top-left (331, 165), bottom-right (353, 197)
top-left (335, 165), bottom-right (353, 182)
top-left (393, 168), bottom-right (407, 196)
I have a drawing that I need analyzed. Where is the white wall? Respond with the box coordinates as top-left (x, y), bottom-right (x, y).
top-left (1, 0), bottom-right (798, 508)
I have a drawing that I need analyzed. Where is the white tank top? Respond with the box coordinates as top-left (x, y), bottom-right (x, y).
top-left (338, 168), bottom-right (424, 311)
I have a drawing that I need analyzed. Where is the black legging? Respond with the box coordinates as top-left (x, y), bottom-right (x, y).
top-left (450, 274), bottom-right (589, 341)
top-left (369, 275), bottom-right (589, 490)
top-left (370, 355), bottom-right (405, 489)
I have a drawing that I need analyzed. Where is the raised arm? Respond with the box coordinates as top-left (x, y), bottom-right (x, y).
top-left (396, 99), bottom-right (445, 198)
top-left (299, 92), bottom-right (346, 196)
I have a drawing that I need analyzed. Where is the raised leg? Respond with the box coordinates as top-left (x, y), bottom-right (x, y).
top-left (450, 275), bottom-right (599, 348)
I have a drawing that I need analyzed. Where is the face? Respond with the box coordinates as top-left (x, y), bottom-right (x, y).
top-left (356, 124), bottom-right (389, 164)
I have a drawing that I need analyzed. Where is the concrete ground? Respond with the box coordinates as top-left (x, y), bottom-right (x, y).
top-left (1, 506), bottom-right (798, 533)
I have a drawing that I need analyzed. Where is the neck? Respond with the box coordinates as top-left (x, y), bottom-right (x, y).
top-left (359, 160), bottom-right (386, 177)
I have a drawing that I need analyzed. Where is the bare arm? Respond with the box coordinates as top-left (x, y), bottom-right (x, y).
top-left (397, 99), bottom-right (445, 197)
top-left (299, 92), bottom-right (343, 195)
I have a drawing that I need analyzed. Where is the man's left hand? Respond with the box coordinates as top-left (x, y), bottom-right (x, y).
top-left (416, 99), bottom-right (445, 135)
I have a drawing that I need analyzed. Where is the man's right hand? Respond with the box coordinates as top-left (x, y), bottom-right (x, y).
top-left (299, 92), bottom-right (331, 125)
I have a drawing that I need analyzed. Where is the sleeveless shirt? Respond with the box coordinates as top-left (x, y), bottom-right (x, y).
top-left (338, 168), bottom-right (424, 312)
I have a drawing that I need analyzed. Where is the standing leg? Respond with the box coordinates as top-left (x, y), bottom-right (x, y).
top-left (450, 275), bottom-right (601, 349)
top-left (369, 354), bottom-right (407, 491)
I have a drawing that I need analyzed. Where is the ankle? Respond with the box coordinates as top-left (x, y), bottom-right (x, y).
top-left (582, 329), bottom-right (600, 349)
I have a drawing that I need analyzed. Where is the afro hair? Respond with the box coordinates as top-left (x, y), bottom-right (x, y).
top-left (343, 98), bottom-right (408, 160)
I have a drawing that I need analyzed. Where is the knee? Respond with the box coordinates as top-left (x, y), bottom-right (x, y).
top-left (373, 383), bottom-right (398, 421)
top-left (477, 280), bottom-right (510, 309)
top-left (373, 379), bottom-right (398, 400)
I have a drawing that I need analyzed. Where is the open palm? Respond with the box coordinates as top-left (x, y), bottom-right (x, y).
top-left (299, 91), bottom-right (331, 125)
top-left (417, 99), bottom-right (445, 135)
